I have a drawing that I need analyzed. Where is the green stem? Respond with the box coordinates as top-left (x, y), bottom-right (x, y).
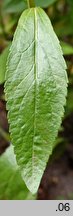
top-left (27, 0), bottom-right (30, 8)
top-left (27, 0), bottom-right (35, 8)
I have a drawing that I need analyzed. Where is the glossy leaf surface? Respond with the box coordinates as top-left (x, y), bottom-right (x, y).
top-left (5, 8), bottom-right (68, 194)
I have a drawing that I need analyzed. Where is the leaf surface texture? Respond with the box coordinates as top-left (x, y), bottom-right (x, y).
top-left (5, 8), bottom-right (68, 194)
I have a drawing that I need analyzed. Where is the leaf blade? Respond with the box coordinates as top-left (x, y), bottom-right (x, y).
top-left (35, 0), bottom-right (57, 8)
top-left (0, 43), bottom-right (11, 84)
top-left (2, 0), bottom-right (27, 14)
top-left (5, 8), bottom-right (68, 194)
top-left (0, 145), bottom-right (35, 200)
top-left (61, 41), bottom-right (73, 55)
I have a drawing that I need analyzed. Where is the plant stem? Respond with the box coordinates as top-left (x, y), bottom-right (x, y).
top-left (27, 0), bottom-right (35, 8)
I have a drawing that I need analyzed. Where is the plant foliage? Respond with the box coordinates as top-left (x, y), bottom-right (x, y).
top-left (0, 145), bottom-right (35, 200)
top-left (5, 7), bottom-right (68, 194)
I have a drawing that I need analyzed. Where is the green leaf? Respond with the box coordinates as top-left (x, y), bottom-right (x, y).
top-left (66, 89), bottom-right (73, 115)
top-left (2, 0), bottom-right (27, 14)
top-left (5, 8), bottom-right (68, 194)
top-left (0, 145), bottom-right (35, 200)
top-left (61, 41), bottom-right (73, 55)
top-left (54, 20), bottom-right (73, 37)
top-left (35, 0), bottom-right (57, 8)
top-left (0, 44), bottom-right (11, 85)
top-left (2, 0), bottom-right (57, 13)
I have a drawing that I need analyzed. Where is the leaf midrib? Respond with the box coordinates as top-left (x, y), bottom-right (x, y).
top-left (32, 8), bottom-right (38, 180)
top-left (32, 8), bottom-right (37, 172)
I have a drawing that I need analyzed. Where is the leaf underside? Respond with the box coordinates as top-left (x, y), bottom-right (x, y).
top-left (5, 8), bottom-right (68, 194)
